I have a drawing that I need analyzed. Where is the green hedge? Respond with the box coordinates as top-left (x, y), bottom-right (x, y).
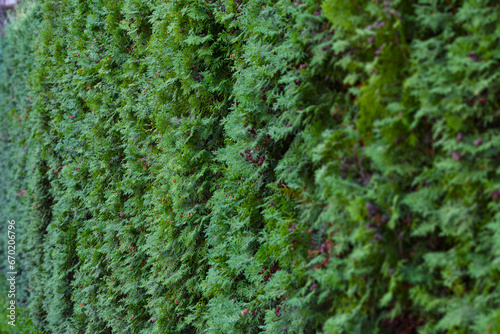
top-left (1, 0), bottom-right (499, 333)
top-left (0, 3), bottom-right (42, 332)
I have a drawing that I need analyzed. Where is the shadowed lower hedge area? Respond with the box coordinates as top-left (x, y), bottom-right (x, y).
top-left (0, 0), bottom-right (499, 333)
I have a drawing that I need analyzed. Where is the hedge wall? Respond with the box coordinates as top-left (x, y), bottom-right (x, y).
top-left (1, 0), bottom-right (499, 333)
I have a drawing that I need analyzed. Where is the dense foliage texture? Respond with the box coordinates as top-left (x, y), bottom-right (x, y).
top-left (1, 0), bottom-right (499, 333)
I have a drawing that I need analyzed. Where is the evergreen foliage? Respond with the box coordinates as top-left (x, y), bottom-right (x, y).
top-left (0, 0), bottom-right (499, 333)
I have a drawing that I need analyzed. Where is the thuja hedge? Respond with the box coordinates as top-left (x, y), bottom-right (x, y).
top-left (0, 3), bottom-right (42, 334)
top-left (1, 0), bottom-right (499, 333)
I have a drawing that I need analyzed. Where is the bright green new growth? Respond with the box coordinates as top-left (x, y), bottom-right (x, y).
top-left (0, 0), bottom-right (499, 333)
